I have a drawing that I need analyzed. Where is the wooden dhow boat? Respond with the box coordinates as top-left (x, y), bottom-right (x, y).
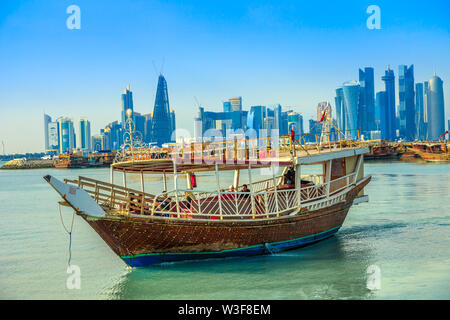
top-left (44, 132), bottom-right (371, 267)
top-left (407, 141), bottom-right (450, 162)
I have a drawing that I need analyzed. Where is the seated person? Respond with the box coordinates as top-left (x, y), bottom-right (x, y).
top-left (284, 167), bottom-right (295, 185)
top-left (241, 184), bottom-right (251, 198)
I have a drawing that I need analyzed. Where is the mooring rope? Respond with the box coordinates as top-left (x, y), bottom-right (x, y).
top-left (58, 203), bottom-right (75, 266)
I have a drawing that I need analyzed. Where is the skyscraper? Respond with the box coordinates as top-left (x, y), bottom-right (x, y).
top-left (415, 83), bottom-right (427, 140)
top-left (169, 109), bottom-right (176, 141)
top-left (57, 117), bottom-right (75, 154)
top-left (223, 101), bottom-right (232, 112)
top-left (398, 65), bottom-right (415, 140)
top-left (44, 114), bottom-right (51, 151)
top-left (375, 91), bottom-right (387, 134)
top-left (229, 97), bottom-right (242, 112)
top-left (132, 112), bottom-right (146, 142)
top-left (288, 112), bottom-right (303, 135)
top-left (381, 67), bottom-right (396, 141)
top-left (143, 113), bottom-right (153, 143)
top-left (427, 75), bottom-right (445, 140)
top-left (47, 121), bottom-right (59, 152)
top-left (78, 117), bottom-right (91, 151)
top-left (342, 80), bottom-right (360, 139)
top-left (121, 85), bottom-right (134, 129)
top-left (358, 67), bottom-right (375, 132)
top-left (335, 87), bottom-right (346, 132)
top-left (151, 75), bottom-right (172, 146)
top-left (249, 106), bottom-right (266, 136)
top-left (317, 102), bottom-right (332, 122)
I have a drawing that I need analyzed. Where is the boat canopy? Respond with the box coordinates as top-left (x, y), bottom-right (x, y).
top-left (111, 158), bottom-right (293, 174)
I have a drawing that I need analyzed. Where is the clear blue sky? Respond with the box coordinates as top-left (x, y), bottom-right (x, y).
top-left (1, 0), bottom-right (449, 153)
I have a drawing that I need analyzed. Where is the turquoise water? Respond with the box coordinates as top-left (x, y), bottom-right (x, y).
top-left (0, 160), bottom-right (449, 299)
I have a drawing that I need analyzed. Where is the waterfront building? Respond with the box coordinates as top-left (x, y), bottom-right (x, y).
top-left (92, 133), bottom-right (108, 152)
top-left (342, 80), bottom-right (360, 139)
top-left (264, 116), bottom-right (275, 133)
top-left (104, 121), bottom-right (122, 150)
top-left (398, 65), bottom-right (416, 140)
top-left (375, 91), bottom-right (387, 133)
top-left (47, 121), bottom-right (59, 152)
top-left (288, 112), bottom-right (304, 136)
top-left (121, 85), bottom-right (134, 129)
top-left (381, 67), bottom-right (396, 141)
top-left (249, 106), bottom-right (266, 135)
top-left (77, 117), bottom-right (91, 151)
top-left (316, 102), bottom-right (332, 122)
top-left (57, 117), bottom-right (75, 154)
top-left (229, 97), bottom-right (242, 111)
top-left (143, 113), bottom-right (153, 143)
top-left (423, 81), bottom-right (429, 135)
top-left (132, 112), bottom-right (146, 142)
top-left (415, 83), bottom-right (427, 140)
top-left (335, 87), bottom-right (346, 132)
top-left (223, 101), bottom-right (232, 112)
top-left (169, 109), bottom-right (176, 141)
top-left (448, 118), bottom-right (450, 139)
top-left (358, 67), bottom-right (375, 133)
top-left (194, 116), bottom-right (203, 142)
top-left (44, 114), bottom-right (51, 151)
top-left (427, 74), bottom-right (445, 140)
top-left (198, 108), bottom-right (247, 138)
top-left (151, 75), bottom-right (172, 146)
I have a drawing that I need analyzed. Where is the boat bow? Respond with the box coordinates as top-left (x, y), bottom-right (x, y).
top-left (44, 175), bottom-right (106, 217)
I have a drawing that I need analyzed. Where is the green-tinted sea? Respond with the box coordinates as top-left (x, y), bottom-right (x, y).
top-left (0, 160), bottom-right (449, 299)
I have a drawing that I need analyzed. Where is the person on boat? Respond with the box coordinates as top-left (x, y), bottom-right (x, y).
top-left (284, 166), bottom-right (295, 185)
top-left (222, 185), bottom-right (235, 200)
top-left (241, 184), bottom-right (250, 198)
top-left (184, 192), bottom-right (193, 210)
top-left (290, 126), bottom-right (296, 143)
top-left (155, 192), bottom-right (171, 217)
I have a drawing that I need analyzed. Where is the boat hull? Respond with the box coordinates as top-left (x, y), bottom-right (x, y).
top-left (80, 178), bottom-right (369, 267)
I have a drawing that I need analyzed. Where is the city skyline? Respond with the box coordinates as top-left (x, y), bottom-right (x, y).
top-left (1, 0), bottom-right (450, 153)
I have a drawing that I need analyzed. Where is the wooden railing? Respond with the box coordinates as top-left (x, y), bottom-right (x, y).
top-left (64, 176), bottom-right (156, 215)
top-left (66, 172), bottom-right (357, 219)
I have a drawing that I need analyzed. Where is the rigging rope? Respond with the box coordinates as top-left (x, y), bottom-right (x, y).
top-left (58, 203), bottom-right (75, 266)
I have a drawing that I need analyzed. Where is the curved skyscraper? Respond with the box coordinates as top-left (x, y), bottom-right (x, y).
top-left (342, 80), bottom-right (360, 139)
top-left (427, 75), bottom-right (445, 140)
top-left (151, 74), bottom-right (172, 146)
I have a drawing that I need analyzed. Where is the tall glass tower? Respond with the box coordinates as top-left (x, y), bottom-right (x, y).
top-left (121, 85), bottom-right (134, 129)
top-left (44, 114), bottom-right (51, 151)
top-left (151, 75), bottom-right (172, 146)
top-left (335, 87), bottom-right (346, 132)
top-left (229, 97), bottom-right (242, 112)
top-left (342, 80), bottom-right (360, 139)
top-left (398, 65), bottom-right (415, 140)
top-left (415, 83), bottom-right (426, 140)
top-left (57, 117), bottom-right (75, 154)
top-left (78, 117), bottom-right (91, 151)
top-left (381, 67), bottom-right (396, 141)
top-left (358, 67), bottom-right (375, 132)
top-left (427, 75), bottom-right (445, 140)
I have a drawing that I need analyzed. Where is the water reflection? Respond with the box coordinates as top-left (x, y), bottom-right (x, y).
top-left (102, 234), bottom-right (378, 300)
